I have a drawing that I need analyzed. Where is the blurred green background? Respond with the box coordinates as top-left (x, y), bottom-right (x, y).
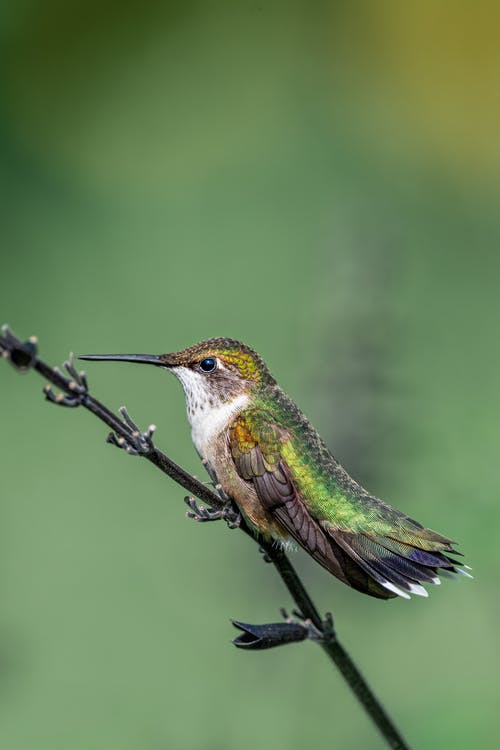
top-left (1, 2), bottom-right (499, 748)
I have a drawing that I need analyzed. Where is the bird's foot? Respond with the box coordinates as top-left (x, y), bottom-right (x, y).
top-left (202, 480), bottom-right (230, 501)
top-left (44, 353), bottom-right (88, 407)
top-left (280, 608), bottom-right (335, 643)
top-left (258, 545), bottom-right (273, 564)
top-left (184, 496), bottom-right (241, 529)
top-left (106, 406), bottom-right (156, 456)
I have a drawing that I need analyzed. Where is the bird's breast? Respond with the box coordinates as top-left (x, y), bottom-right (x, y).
top-left (189, 393), bottom-right (250, 459)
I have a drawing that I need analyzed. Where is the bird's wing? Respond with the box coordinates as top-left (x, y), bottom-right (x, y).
top-left (229, 410), bottom-right (463, 600)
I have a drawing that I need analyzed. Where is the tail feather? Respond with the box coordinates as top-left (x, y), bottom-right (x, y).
top-left (325, 527), bottom-right (466, 600)
top-left (309, 532), bottom-right (396, 599)
top-left (358, 535), bottom-right (439, 584)
top-left (359, 553), bottom-right (420, 592)
top-left (387, 519), bottom-right (457, 551)
top-left (321, 536), bottom-right (399, 599)
top-left (330, 531), bottom-right (406, 598)
top-left (372, 535), bottom-right (457, 568)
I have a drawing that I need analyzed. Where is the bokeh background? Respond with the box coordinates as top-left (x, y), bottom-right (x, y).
top-left (1, 2), bottom-right (499, 748)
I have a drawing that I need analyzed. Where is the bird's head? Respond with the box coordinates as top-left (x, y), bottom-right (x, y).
top-left (79, 338), bottom-right (275, 408)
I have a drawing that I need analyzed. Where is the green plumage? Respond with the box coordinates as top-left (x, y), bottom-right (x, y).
top-left (229, 382), bottom-right (463, 599)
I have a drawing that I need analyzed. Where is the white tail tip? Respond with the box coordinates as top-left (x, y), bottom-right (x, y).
top-left (382, 581), bottom-right (411, 600)
top-left (456, 568), bottom-right (474, 579)
top-left (408, 583), bottom-right (429, 598)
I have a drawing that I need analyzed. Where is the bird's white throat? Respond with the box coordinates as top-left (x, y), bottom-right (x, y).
top-left (171, 366), bottom-right (249, 457)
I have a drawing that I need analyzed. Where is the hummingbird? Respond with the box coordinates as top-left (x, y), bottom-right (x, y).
top-left (80, 338), bottom-right (469, 600)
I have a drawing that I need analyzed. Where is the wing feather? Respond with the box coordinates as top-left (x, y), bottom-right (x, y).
top-left (229, 412), bottom-right (394, 597)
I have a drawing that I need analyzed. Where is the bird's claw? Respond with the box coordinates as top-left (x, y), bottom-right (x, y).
top-left (224, 504), bottom-right (241, 528)
top-left (184, 496), bottom-right (241, 528)
top-left (44, 353), bottom-right (88, 407)
top-left (184, 496), bottom-right (221, 522)
top-left (259, 546), bottom-right (273, 563)
top-left (280, 608), bottom-right (335, 642)
top-left (106, 407), bottom-right (156, 455)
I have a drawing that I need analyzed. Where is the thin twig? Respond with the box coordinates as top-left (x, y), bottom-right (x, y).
top-left (0, 326), bottom-right (410, 750)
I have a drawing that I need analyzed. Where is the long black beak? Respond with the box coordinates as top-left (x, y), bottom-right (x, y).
top-left (78, 353), bottom-right (168, 367)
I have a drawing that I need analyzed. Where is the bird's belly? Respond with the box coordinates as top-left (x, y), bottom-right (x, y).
top-left (201, 430), bottom-right (288, 541)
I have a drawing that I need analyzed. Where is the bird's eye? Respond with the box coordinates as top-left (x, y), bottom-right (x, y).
top-left (199, 357), bottom-right (216, 373)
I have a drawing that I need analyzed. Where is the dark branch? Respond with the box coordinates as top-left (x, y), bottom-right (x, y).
top-left (0, 326), bottom-right (410, 750)
top-left (1, 325), bottom-right (224, 511)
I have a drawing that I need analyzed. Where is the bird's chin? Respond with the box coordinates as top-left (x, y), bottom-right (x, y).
top-left (168, 364), bottom-right (197, 387)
